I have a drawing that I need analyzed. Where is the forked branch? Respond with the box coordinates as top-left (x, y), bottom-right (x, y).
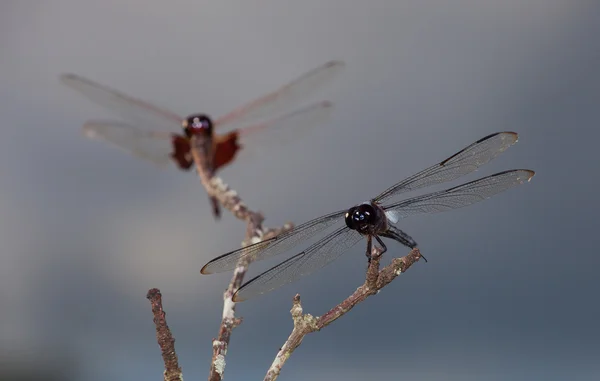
top-left (263, 247), bottom-right (424, 381)
top-left (146, 137), bottom-right (293, 381)
top-left (194, 138), bottom-right (293, 381)
top-left (146, 136), bottom-right (422, 381)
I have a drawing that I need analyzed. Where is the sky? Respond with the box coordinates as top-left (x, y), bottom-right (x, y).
top-left (1, 1), bottom-right (599, 380)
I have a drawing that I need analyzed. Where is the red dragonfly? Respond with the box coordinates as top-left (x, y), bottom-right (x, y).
top-left (60, 61), bottom-right (345, 218)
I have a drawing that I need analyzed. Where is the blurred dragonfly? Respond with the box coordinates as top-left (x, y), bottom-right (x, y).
top-left (201, 132), bottom-right (535, 301)
top-left (60, 61), bottom-right (345, 218)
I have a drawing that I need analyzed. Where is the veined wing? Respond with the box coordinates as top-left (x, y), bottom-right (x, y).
top-left (213, 60), bottom-right (345, 130)
top-left (383, 169), bottom-right (534, 222)
top-left (233, 101), bottom-right (334, 159)
top-left (233, 227), bottom-right (363, 302)
top-left (373, 132), bottom-right (519, 204)
top-left (83, 120), bottom-right (175, 168)
top-left (200, 209), bottom-right (346, 274)
top-left (60, 74), bottom-right (183, 132)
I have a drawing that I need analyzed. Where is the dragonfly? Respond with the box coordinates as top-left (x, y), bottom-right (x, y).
top-left (201, 132), bottom-right (535, 302)
top-left (59, 61), bottom-right (345, 218)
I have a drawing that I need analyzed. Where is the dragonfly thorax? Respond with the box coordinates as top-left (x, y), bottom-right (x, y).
top-left (344, 202), bottom-right (387, 235)
top-left (182, 114), bottom-right (213, 137)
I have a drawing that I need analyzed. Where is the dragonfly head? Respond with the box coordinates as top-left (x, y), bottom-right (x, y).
top-left (345, 204), bottom-right (377, 233)
top-left (182, 114), bottom-right (213, 138)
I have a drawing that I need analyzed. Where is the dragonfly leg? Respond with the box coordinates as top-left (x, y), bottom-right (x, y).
top-left (375, 235), bottom-right (388, 256)
top-left (209, 195), bottom-right (221, 219)
top-left (366, 235), bottom-right (387, 263)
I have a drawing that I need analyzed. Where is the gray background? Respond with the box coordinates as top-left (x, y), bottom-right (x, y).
top-left (1, 1), bottom-right (599, 380)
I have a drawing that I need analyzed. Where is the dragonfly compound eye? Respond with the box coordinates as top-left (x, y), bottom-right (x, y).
top-left (344, 205), bottom-right (376, 231)
top-left (357, 205), bottom-right (376, 223)
top-left (183, 114), bottom-right (213, 136)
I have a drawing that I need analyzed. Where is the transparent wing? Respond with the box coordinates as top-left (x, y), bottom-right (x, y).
top-left (200, 209), bottom-right (346, 274)
top-left (60, 74), bottom-right (183, 132)
top-left (373, 132), bottom-right (519, 204)
top-left (214, 60), bottom-right (345, 130)
top-left (233, 227), bottom-right (364, 302)
top-left (82, 120), bottom-right (175, 168)
top-left (383, 170), bottom-right (535, 221)
top-left (233, 101), bottom-right (334, 161)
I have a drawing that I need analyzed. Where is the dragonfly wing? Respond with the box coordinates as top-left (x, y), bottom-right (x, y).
top-left (231, 101), bottom-right (334, 164)
top-left (60, 74), bottom-right (183, 132)
top-left (383, 169), bottom-right (535, 220)
top-left (200, 209), bottom-right (346, 274)
top-left (233, 227), bottom-right (364, 302)
top-left (213, 60), bottom-right (345, 130)
top-left (83, 120), bottom-right (175, 168)
top-left (374, 132), bottom-right (519, 204)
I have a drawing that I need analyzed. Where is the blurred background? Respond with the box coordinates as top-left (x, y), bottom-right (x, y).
top-left (1, 1), bottom-right (599, 380)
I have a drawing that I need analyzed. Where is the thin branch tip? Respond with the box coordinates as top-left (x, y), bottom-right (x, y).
top-left (146, 288), bottom-right (161, 300)
top-left (146, 287), bottom-right (183, 381)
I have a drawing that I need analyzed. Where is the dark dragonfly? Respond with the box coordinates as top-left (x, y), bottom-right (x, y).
top-left (201, 132), bottom-right (534, 301)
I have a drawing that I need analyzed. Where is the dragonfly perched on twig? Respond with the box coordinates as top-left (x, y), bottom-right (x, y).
top-left (201, 132), bottom-right (535, 301)
top-left (59, 61), bottom-right (345, 218)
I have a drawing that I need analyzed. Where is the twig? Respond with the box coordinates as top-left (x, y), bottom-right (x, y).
top-left (146, 288), bottom-right (183, 381)
top-left (146, 135), bottom-right (292, 381)
top-left (188, 136), bottom-right (293, 381)
top-left (263, 247), bottom-right (424, 381)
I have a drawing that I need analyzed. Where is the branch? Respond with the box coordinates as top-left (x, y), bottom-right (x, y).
top-left (146, 289), bottom-right (183, 381)
top-left (146, 135), bottom-right (292, 381)
top-left (263, 247), bottom-right (424, 381)
top-left (147, 134), bottom-right (420, 381)
top-left (189, 137), bottom-right (293, 381)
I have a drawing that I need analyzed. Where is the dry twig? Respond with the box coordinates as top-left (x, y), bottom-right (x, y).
top-left (145, 135), bottom-right (291, 381)
top-left (263, 247), bottom-right (424, 381)
top-left (146, 288), bottom-right (183, 381)
top-left (148, 136), bottom-right (293, 381)
top-left (196, 137), bottom-right (293, 381)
